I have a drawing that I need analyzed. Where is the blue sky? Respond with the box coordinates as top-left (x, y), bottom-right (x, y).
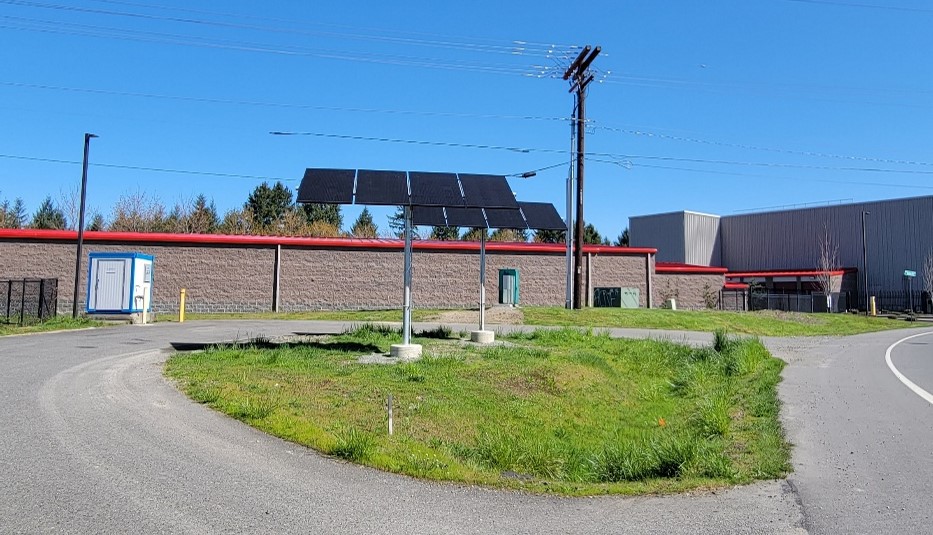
top-left (2, 0), bottom-right (932, 240)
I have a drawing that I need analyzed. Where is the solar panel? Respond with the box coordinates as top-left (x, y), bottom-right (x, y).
top-left (296, 168), bottom-right (355, 204)
top-left (519, 202), bottom-right (566, 231)
top-left (409, 172), bottom-right (463, 206)
top-left (355, 169), bottom-right (409, 206)
top-left (410, 206), bottom-right (448, 227)
top-left (458, 174), bottom-right (518, 209)
top-left (443, 207), bottom-right (488, 228)
top-left (484, 207), bottom-right (528, 229)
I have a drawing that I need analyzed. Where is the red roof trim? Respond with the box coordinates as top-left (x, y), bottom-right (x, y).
top-left (655, 262), bottom-right (728, 274)
top-left (726, 269), bottom-right (852, 278)
top-left (0, 229), bottom-right (656, 255)
top-left (723, 282), bottom-right (749, 290)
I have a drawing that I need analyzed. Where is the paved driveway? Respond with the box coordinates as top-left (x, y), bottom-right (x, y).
top-left (2, 319), bottom-right (929, 533)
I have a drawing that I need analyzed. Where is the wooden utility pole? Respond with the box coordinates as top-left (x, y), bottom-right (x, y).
top-left (563, 45), bottom-right (600, 309)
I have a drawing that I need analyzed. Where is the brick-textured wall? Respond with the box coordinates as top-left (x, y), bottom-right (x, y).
top-left (1, 235), bottom-right (660, 312)
top-left (653, 273), bottom-right (725, 310)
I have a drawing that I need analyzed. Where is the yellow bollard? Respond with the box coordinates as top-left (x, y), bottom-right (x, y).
top-left (179, 288), bottom-right (187, 323)
top-left (870, 295), bottom-right (876, 317)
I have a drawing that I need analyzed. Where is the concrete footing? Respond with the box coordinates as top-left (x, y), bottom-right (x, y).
top-left (389, 343), bottom-right (423, 361)
top-left (470, 330), bottom-right (495, 344)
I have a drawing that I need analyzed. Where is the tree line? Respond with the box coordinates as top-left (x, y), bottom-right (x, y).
top-left (0, 182), bottom-right (629, 245)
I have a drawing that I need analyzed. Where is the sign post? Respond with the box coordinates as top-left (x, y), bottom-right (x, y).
top-left (905, 270), bottom-right (917, 312)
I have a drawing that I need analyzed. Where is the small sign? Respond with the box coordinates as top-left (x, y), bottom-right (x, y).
top-left (904, 270), bottom-right (917, 278)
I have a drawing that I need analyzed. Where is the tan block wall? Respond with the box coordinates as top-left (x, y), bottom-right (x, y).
top-left (0, 237), bottom-right (652, 312)
top-left (652, 273), bottom-right (725, 310)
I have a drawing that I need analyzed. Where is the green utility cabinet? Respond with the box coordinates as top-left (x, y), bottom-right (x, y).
top-left (498, 269), bottom-right (519, 305)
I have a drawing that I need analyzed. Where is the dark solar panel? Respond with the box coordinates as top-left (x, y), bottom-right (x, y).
top-left (443, 207), bottom-right (488, 228)
top-left (354, 169), bottom-right (409, 205)
top-left (297, 168), bottom-right (355, 204)
top-left (484, 207), bottom-right (528, 229)
top-left (409, 172), bottom-right (463, 206)
top-left (458, 174), bottom-right (518, 209)
top-left (519, 202), bottom-right (566, 231)
top-left (410, 206), bottom-right (448, 227)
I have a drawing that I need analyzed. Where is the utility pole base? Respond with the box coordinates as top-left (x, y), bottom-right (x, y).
top-left (389, 343), bottom-right (422, 361)
top-left (470, 330), bottom-right (495, 344)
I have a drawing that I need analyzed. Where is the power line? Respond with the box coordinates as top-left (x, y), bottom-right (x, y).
top-left (0, 81), bottom-right (570, 122)
top-left (0, 153), bottom-right (295, 181)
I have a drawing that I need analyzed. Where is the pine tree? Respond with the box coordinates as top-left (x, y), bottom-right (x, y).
top-left (246, 181), bottom-right (293, 227)
top-left (614, 228), bottom-right (629, 247)
top-left (489, 228), bottom-right (528, 242)
top-left (387, 206), bottom-right (419, 239)
top-left (30, 196), bottom-right (67, 229)
top-left (430, 225), bottom-right (459, 240)
top-left (583, 223), bottom-right (602, 245)
top-left (189, 194), bottom-right (219, 234)
top-left (0, 196), bottom-right (26, 229)
top-left (533, 228), bottom-right (565, 243)
top-left (350, 207), bottom-right (378, 238)
top-left (461, 227), bottom-right (487, 242)
top-left (302, 203), bottom-right (342, 230)
top-left (87, 212), bottom-right (106, 231)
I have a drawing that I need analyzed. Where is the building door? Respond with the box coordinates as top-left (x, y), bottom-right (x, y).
top-left (93, 259), bottom-right (127, 311)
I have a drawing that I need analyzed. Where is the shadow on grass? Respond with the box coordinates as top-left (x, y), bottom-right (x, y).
top-left (170, 340), bottom-right (382, 354)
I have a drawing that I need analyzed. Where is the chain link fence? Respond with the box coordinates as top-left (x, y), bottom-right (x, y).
top-left (1, 278), bottom-right (58, 325)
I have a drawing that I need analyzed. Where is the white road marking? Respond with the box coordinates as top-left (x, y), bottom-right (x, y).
top-left (885, 331), bottom-right (933, 405)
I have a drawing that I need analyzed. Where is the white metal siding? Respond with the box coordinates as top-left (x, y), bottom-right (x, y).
top-left (684, 212), bottom-right (722, 266)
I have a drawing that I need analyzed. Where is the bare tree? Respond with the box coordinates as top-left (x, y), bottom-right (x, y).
top-left (922, 251), bottom-right (933, 299)
top-left (816, 225), bottom-right (839, 310)
top-left (59, 184), bottom-right (80, 230)
top-left (109, 189), bottom-right (167, 232)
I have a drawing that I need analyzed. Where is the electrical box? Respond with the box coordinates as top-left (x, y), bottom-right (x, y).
top-left (87, 252), bottom-right (154, 320)
top-left (594, 287), bottom-right (640, 308)
top-left (498, 268), bottom-right (519, 305)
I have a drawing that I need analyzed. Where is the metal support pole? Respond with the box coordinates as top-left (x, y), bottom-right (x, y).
top-left (565, 172), bottom-right (573, 309)
top-left (272, 244), bottom-right (281, 313)
top-left (403, 206), bottom-right (413, 345)
top-left (479, 232), bottom-right (486, 332)
top-left (73, 133), bottom-right (96, 319)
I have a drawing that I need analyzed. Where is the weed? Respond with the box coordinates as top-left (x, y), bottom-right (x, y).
top-left (329, 427), bottom-right (376, 462)
top-left (396, 363), bottom-right (426, 383)
top-left (228, 396), bottom-right (277, 420)
top-left (188, 383), bottom-right (221, 404)
top-left (695, 390), bottom-right (732, 437)
top-left (416, 325), bottom-right (453, 339)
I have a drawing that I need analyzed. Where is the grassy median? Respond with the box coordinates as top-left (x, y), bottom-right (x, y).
top-left (166, 325), bottom-right (790, 495)
top-left (0, 316), bottom-right (103, 336)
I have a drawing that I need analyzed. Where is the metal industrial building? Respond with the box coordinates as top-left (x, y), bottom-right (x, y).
top-left (630, 195), bottom-right (933, 311)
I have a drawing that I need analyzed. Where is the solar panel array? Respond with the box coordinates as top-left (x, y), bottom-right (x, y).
top-left (298, 168), bottom-right (565, 231)
top-left (298, 168), bottom-right (519, 210)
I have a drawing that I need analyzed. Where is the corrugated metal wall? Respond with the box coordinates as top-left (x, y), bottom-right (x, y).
top-left (684, 212), bottom-right (722, 266)
top-left (721, 196), bottom-right (933, 294)
top-left (630, 212), bottom-right (685, 263)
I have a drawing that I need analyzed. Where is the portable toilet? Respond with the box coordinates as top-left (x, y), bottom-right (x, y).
top-left (86, 252), bottom-right (154, 323)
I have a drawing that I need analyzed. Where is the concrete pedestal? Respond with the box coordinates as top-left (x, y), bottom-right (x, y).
top-left (470, 330), bottom-right (495, 344)
top-left (389, 343), bottom-right (422, 361)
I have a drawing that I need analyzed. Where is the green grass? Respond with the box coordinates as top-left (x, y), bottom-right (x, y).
top-left (157, 309), bottom-right (443, 323)
top-left (523, 307), bottom-right (915, 336)
top-left (0, 316), bottom-right (104, 336)
top-left (166, 325), bottom-right (791, 495)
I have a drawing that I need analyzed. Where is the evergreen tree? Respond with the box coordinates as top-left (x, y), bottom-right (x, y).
top-left (387, 206), bottom-right (419, 239)
top-left (350, 207), bottom-right (378, 238)
top-left (430, 225), bottom-right (460, 241)
top-left (189, 194), bottom-right (219, 234)
top-left (30, 196), bottom-right (67, 229)
top-left (489, 228), bottom-right (528, 242)
top-left (302, 203), bottom-right (342, 230)
top-left (87, 212), bottom-right (105, 231)
top-left (246, 181), bottom-right (293, 227)
top-left (461, 227), bottom-right (487, 242)
top-left (614, 228), bottom-right (630, 247)
top-left (583, 223), bottom-right (602, 245)
top-left (533, 228), bottom-right (566, 243)
top-left (0, 196), bottom-right (26, 229)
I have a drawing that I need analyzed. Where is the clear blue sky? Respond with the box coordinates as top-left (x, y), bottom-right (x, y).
top-left (2, 0), bottom-right (932, 240)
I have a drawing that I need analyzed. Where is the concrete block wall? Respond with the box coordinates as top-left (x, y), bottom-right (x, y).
top-left (653, 272), bottom-right (725, 310)
top-left (0, 231), bottom-right (730, 313)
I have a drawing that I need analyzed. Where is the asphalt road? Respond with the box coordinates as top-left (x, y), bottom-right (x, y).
top-left (1, 319), bottom-right (930, 534)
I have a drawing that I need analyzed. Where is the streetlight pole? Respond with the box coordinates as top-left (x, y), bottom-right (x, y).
top-left (861, 210), bottom-right (870, 314)
top-left (73, 133), bottom-right (98, 318)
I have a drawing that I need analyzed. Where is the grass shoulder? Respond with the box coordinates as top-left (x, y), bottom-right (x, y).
top-left (165, 325), bottom-right (790, 496)
top-left (523, 307), bottom-right (915, 336)
top-left (0, 316), bottom-right (105, 336)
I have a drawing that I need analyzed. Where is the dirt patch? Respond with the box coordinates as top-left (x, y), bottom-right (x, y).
top-left (435, 306), bottom-right (524, 325)
top-left (751, 310), bottom-right (825, 325)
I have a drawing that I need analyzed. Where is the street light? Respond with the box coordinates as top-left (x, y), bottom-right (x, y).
top-left (73, 133), bottom-right (98, 318)
top-left (861, 210), bottom-right (870, 314)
